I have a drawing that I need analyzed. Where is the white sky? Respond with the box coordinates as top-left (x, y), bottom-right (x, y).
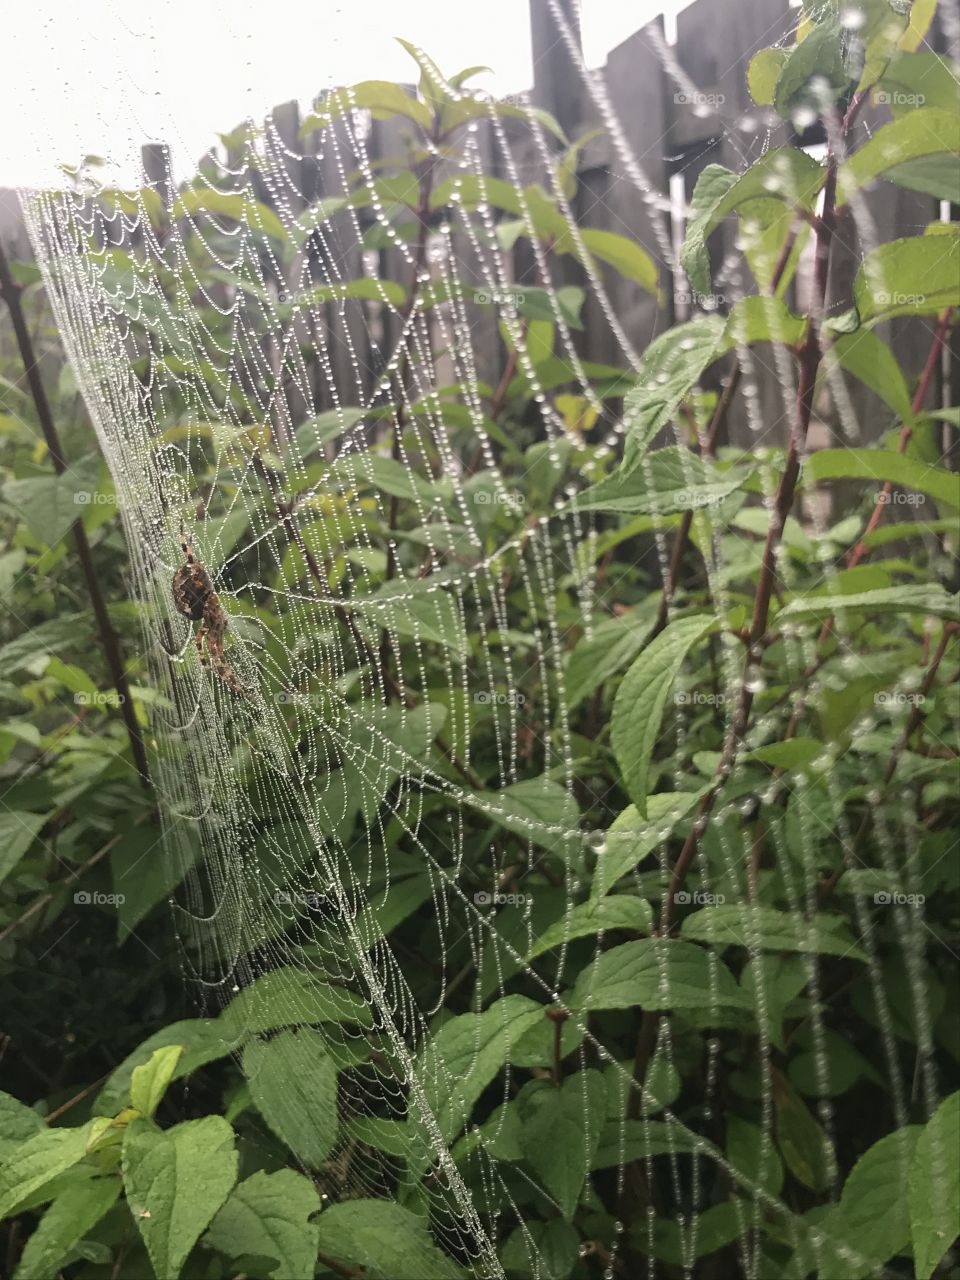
top-left (3, 0), bottom-right (696, 188)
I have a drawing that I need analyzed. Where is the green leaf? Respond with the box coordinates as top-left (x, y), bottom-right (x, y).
top-left (500, 1220), bottom-right (580, 1280)
top-left (746, 737), bottom-right (823, 770)
top-left (3, 457), bottom-right (101, 547)
top-left (884, 154), bottom-right (960, 202)
top-left (748, 48), bottom-right (790, 106)
top-left (620, 318), bottom-right (727, 460)
top-left (803, 447), bottom-right (960, 508)
top-left (0, 811), bottom-right (49, 885)
top-left (130, 1046), bottom-right (184, 1119)
top-left (243, 1029), bottom-right (339, 1167)
top-left (637, 1203), bottom-right (744, 1265)
top-left (13, 1175), bottom-right (121, 1280)
top-left (122, 1115), bottom-right (238, 1280)
top-left (295, 407), bottom-right (366, 458)
top-left (314, 1200), bottom-right (463, 1279)
top-left (568, 938), bottom-right (748, 1013)
top-left (726, 1114), bottom-right (784, 1199)
top-left (611, 613), bottom-right (718, 815)
top-left (420, 995), bottom-right (544, 1140)
top-left (464, 777), bottom-right (580, 860)
top-left (440, 96), bottom-right (567, 143)
top-left (875, 51), bottom-right (960, 119)
top-left (899, 0), bottom-right (938, 53)
top-left (0, 1119), bottom-right (111, 1218)
top-left (396, 39), bottom-right (448, 111)
top-left (0, 1092), bottom-right (44, 1161)
top-left (826, 1125), bottom-right (921, 1274)
top-left (97, 1021), bottom-right (236, 1116)
top-left (565, 607), bottom-right (655, 708)
top-left (302, 80), bottom-right (433, 133)
top-left (790, 1028), bottom-right (883, 1098)
top-left (578, 449), bottom-right (746, 517)
top-left (681, 905), bottom-right (866, 960)
top-left (839, 110), bottom-right (960, 204)
top-left (910, 1091), bottom-right (960, 1279)
top-left (594, 1117), bottom-right (714, 1168)
top-left (218, 967), bottom-right (373, 1036)
top-left (525, 896), bottom-right (653, 962)
top-left (172, 190), bottom-right (287, 241)
top-left (823, 329), bottom-right (914, 423)
top-left (741, 953), bottom-right (809, 1052)
top-left (682, 150), bottom-right (825, 297)
top-left (579, 227), bottom-right (659, 295)
top-left (724, 295), bottom-right (806, 348)
top-left (518, 1071), bottom-right (606, 1219)
top-left (592, 791), bottom-right (705, 901)
top-left (350, 583), bottom-right (466, 655)
top-left (779, 584), bottom-right (959, 624)
top-left (855, 234), bottom-right (960, 323)
top-left (774, 17), bottom-right (851, 120)
top-left (774, 1075), bottom-right (834, 1192)
top-left (204, 1169), bottom-right (321, 1280)
top-left (112, 826), bottom-right (199, 943)
top-left (284, 276), bottom-right (407, 311)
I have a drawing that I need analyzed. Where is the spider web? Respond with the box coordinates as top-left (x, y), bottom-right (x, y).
top-left (18, 4), bottom-right (955, 1278)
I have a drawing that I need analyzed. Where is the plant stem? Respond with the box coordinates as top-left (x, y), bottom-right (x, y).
top-left (845, 306), bottom-right (953, 571)
top-left (623, 134), bottom-right (843, 1190)
top-left (653, 226), bottom-right (798, 638)
top-left (0, 240), bottom-right (151, 789)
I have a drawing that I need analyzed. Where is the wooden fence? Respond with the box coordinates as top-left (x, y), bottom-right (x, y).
top-left (11, 0), bottom-right (955, 447)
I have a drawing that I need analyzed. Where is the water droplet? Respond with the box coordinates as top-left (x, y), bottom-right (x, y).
top-left (791, 105), bottom-right (818, 131)
top-left (745, 670), bottom-right (766, 694)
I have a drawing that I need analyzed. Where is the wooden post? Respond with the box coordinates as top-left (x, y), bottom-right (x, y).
top-left (529, 0), bottom-right (585, 144)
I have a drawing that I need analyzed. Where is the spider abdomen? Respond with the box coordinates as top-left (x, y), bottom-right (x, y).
top-left (172, 563), bottom-right (213, 621)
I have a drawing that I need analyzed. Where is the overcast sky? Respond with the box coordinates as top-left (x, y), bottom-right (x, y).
top-left (4, 0), bottom-right (698, 187)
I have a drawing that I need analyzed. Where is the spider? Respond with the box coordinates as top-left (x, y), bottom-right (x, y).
top-left (172, 522), bottom-right (247, 697)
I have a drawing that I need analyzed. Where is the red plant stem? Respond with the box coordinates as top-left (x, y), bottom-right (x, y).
top-left (623, 145), bottom-right (844, 1136)
top-left (652, 226), bottom-right (798, 638)
top-left (815, 306), bottom-right (953, 650)
top-left (663, 158), bottom-right (840, 936)
top-left (848, 306), bottom-right (953, 570)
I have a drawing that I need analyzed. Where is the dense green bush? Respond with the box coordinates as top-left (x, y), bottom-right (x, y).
top-left (0, 6), bottom-right (958, 1279)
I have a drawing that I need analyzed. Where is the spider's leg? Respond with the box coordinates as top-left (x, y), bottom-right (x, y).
top-left (179, 518), bottom-right (195, 565)
top-left (195, 622), bottom-right (208, 667)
